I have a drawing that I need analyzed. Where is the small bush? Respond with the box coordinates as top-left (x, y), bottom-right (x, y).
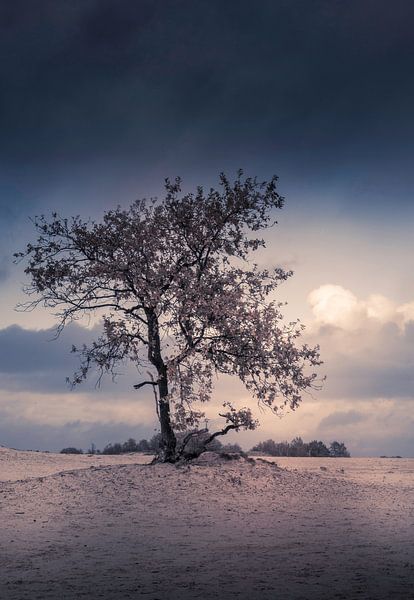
top-left (60, 447), bottom-right (83, 454)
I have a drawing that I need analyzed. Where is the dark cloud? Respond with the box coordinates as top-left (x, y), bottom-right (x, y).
top-left (0, 256), bottom-right (10, 283)
top-left (0, 323), bottom-right (89, 373)
top-left (1, 0), bottom-right (413, 199)
top-left (0, 413), bottom-right (155, 453)
top-left (0, 323), bottom-right (139, 393)
top-left (310, 320), bottom-right (414, 401)
top-left (318, 410), bottom-right (367, 429)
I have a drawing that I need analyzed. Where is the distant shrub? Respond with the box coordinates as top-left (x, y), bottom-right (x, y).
top-left (220, 443), bottom-right (243, 454)
top-left (60, 447), bottom-right (83, 454)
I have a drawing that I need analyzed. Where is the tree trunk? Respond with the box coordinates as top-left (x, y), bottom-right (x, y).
top-left (157, 366), bottom-right (176, 462)
top-left (146, 308), bottom-right (177, 462)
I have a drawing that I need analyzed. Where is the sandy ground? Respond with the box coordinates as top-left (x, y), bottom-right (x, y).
top-left (258, 455), bottom-right (414, 486)
top-left (1, 449), bottom-right (413, 600)
top-left (0, 446), bottom-right (151, 482)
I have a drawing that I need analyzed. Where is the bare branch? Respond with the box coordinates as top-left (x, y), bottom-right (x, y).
top-left (133, 380), bottom-right (158, 390)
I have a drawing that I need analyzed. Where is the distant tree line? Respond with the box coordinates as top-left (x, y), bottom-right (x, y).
top-left (61, 435), bottom-right (349, 458)
top-left (250, 437), bottom-right (350, 457)
top-left (60, 433), bottom-right (243, 456)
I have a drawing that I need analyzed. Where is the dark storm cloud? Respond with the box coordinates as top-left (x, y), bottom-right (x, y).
top-left (1, 0), bottom-right (414, 190)
top-left (0, 322), bottom-right (137, 393)
top-left (0, 323), bottom-right (91, 374)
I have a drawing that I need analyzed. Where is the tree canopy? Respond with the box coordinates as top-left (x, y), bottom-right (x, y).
top-left (17, 172), bottom-right (322, 462)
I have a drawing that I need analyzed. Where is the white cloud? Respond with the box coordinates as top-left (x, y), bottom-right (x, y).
top-left (308, 284), bottom-right (414, 331)
top-left (396, 301), bottom-right (414, 327)
top-left (365, 293), bottom-right (397, 323)
top-left (308, 284), bottom-right (365, 330)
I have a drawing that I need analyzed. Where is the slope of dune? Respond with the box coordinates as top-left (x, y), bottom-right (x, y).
top-left (0, 446), bottom-right (150, 482)
top-left (0, 448), bottom-right (413, 599)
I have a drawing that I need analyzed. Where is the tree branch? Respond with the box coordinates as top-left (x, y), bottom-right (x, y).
top-left (176, 427), bottom-right (208, 458)
top-left (177, 420), bottom-right (239, 461)
top-left (133, 380), bottom-right (158, 390)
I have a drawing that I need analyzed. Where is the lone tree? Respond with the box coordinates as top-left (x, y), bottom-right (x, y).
top-left (16, 172), bottom-right (322, 462)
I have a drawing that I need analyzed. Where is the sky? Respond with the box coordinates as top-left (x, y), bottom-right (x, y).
top-left (1, 0), bottom-right (414, 455)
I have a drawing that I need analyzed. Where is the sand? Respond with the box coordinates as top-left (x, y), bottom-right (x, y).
top-left (1, 448), bottom-right (413, 599)
top-left (0, 446), bottom-right (151, 483)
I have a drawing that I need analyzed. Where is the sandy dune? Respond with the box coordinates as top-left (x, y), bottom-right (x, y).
top-left (0, 446), bottom-right (151, 483)
top-left (1, 448), bottom-right (413, 599)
